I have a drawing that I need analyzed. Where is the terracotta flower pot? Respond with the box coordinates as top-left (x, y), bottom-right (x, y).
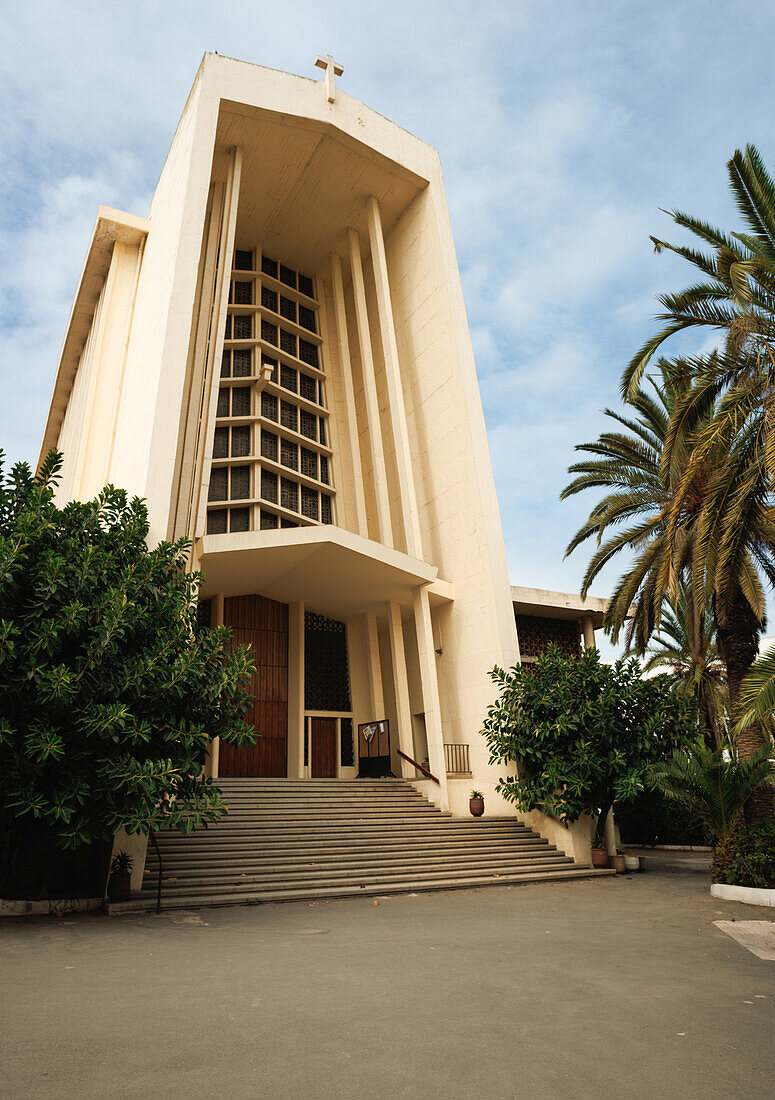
top-left (108, 872), bottom-right (131, 901)
top-left (612, 854), bottom-right (626, 874)
top-left (591, 848), bottom-right (609, 868)
top-left (469, 797), bottom-right (484, 818)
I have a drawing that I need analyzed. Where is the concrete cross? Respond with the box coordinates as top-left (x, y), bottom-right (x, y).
top-left (315, 54), bottom-right (344, 103)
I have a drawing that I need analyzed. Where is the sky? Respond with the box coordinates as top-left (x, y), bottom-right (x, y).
top-left (2, 0), bottom-right (775, 660)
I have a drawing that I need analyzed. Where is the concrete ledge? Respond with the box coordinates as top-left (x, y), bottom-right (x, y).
top-left (711, 883), bottom-right (775, 907)
top-left (1, 897), bottom-right (103, 917)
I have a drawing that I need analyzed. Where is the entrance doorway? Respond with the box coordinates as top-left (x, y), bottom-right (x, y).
top-left (310, 718), bottom-right (337, 778)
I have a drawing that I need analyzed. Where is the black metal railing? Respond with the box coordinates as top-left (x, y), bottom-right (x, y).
top-left (443, 743), bottom-right (471, 775)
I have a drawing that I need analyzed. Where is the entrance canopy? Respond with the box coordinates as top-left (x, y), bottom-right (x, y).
top-left (198, 526), bottom-right (453, 619)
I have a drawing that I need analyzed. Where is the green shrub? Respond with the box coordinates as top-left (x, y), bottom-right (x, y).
top-left (481, 646), bottom-right (695, 841)
top-left (0, 451), bottom-right (256, 886)
top-left (712, 824), bottom-right (775, 888)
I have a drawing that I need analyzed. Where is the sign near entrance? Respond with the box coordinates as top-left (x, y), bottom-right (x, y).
top-left (357, 719), bottom-right (391, 777)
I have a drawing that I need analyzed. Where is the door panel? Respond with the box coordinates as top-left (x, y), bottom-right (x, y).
top-left (311, 718), bottom-right (337, 778)
top-left (218, 595), bottom-right (288, 777)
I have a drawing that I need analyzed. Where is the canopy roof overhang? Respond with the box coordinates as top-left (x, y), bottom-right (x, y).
top-left (510, 586), bottom-right (608, 629)
top-left (210, 100), bottom-right (428, 275)
top-left (198, 526), bottom-right (453, 620)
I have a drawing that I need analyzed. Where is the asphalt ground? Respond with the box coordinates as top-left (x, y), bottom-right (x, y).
top-left (2, 851), bottom-right (773, 1099)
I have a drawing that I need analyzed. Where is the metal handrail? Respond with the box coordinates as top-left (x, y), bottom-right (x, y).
top-left (397, 749), bottom-right (440, 784)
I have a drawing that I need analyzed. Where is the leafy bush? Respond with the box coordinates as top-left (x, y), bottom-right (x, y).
top-left (0, 452), bottom-right (256, 890)
top-left (481, 646), bottom-right (695, 839)
top-left (650, 740), bottom-right (774, 843)
top-left (712, 824), bottom-right (775, 888)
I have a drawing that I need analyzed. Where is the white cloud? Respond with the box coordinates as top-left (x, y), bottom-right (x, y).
top-left (2, 0), bottom-right (775, 648)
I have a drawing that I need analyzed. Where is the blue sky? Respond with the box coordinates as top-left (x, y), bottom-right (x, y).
top-left (2, 0), bottom-right (775, 658)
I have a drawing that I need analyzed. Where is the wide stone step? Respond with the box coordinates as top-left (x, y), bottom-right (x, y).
top-left (150, 825), bottom-right (533, 845)
top-left (144, 845), bottom-right (563, 874)
top-left (141, 855), bottom-right (576, 892)
top-left (146, 839), bottom-right (552, 863)
top-left (116, 778), bottom-right (609, 913)
top-left (110, 867), bottom-right (614, 913)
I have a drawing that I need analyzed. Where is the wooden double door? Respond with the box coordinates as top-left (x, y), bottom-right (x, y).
top-left (310, 718), bottom-right (337, 778)
top-left (218, 595), bottom-right (288, 777)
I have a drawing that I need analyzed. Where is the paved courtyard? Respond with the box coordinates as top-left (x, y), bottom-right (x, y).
top-left (2, 854), bottom-right (773, 1099)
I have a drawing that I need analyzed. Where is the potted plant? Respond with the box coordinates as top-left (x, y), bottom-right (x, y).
top-left (108, 850), bottom-right (133, 901)
top-left (469, 790), bottom-right (485, 818)
top-left (590, 836), bottom-right (609, 868)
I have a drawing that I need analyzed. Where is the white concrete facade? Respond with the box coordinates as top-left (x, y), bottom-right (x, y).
top-left (41, 56), bottom-right (591, 860)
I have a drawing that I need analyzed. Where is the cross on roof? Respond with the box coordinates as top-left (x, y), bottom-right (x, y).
top-left (315, 54), bottom-right (344, 103)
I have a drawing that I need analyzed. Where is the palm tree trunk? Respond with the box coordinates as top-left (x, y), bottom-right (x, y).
top-left (716, 588), bottom-right (774, 823)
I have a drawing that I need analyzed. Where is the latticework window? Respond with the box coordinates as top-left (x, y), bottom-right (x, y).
top-left (233, 349), bottom-right (251, 377)
top-left (261, 430), bottom-right (278, 462)
top-left (230, 466), bottom-right (250, 500)
top-left (304, 612), bottom-right (351, 711)
top-left (232, 281), bottom-right (252, 305)
top-left (207, 509), bottom-right (227, 534)
top-left (213, 427), bottom-right (228, 459)
top-left (301, 486), bottom-right (318, 521)
top-left (230, 507), bottom-right (250, 532)
top-left (261, 470), bottom-right (278, 503)
top-left (300, 447), bottom-right (317, 480)
top-left (231, 425), bottom-right (251, 457)
top-left (300, 373), bottom-right (317, 403)
top-left (231, 387), bottom-right (251, 417)
top-left (298, 305), bottom-right (316, 333)
top-left (281, 477), bottom-right (299, 512)
top-left (281, 438), bottom-right (298, 470)
top-left (207, 247), bottom-right (334, 534)
top-left (280, 364), bottom-right (297, 393)
top-left (280, 400), bottom-right (297, 432)
top-left (208, 468), bottom-right (227, 502)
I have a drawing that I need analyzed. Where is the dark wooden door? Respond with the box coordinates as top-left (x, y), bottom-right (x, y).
top-left (219, 595), bottom-right (288, 777)
top-left (311, 718), bottom-right (337, 778)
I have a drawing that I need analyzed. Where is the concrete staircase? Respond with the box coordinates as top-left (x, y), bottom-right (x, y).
top-left (110, 779), bottom-right (612, 912)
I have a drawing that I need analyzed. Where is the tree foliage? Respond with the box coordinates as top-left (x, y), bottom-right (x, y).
top-left (481, 646), bottom-right (695, 839)
top-left (0, 451), bottom-right (256, 852)
top-left (649, 739), bottom-right (774, 844)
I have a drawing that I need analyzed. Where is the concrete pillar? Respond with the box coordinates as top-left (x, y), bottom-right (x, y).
top-left (366, 196), bottom-right (423, 559)
top-left (387, 601), bottom-right (414, 778)
top-left (348, 227), bottom-right (393, 546)
top-left (364, 611), bottom-right (385, 718)
top-left (412, 586), bottom-right (449, 811)
top-left (582, 615), bottom-right (595, 649)
top-left (193, 146), bottom-right (243, 542)
top-left (330, 252), bottom-right (368, 536)
top-left (204, 592), bottom-right (225, 779)
top-left (287, 601), bottom-right (305, 778)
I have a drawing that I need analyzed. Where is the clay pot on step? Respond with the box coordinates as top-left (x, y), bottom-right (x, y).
top-left (591, 848), bottom-right (610, 869)
top-left (469, 793), bottom-right (485, 818)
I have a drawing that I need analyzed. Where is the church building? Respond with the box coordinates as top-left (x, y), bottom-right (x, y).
top-left (40, 55), bottom-right (608, 904)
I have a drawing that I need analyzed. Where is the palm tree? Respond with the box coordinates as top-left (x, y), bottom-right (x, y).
top-left (586, 144), bottom-right (775, 819)
top-left (643, 584), bottom-right (727, 748)
top-left (622, 145), bottom-right (775, 412)
top-left (650, 740), bottom-right (774, 843)
top-left (562, 365), bottom-right (710, 652)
